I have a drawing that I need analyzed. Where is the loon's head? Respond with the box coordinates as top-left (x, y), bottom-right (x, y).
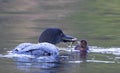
top-left (39, 28), bottom-right (77, 44)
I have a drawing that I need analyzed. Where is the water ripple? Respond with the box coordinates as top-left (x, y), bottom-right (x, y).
top-left (69, 60), bottom-right (115, 64)
top-left (89, 46), bottom-right (120, 55)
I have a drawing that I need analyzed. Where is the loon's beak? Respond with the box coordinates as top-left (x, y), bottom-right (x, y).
top-left (62, 35), bottom-right (77, 42)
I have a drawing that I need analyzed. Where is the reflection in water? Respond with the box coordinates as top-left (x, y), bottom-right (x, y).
top-left (0, 53), bottom-right (62, 73)
top-left (16, 62), bottom-right (58, 69)
top-left (1, 46), bottom-right (120, 73)
top-left (16, 62), bottom-right (60, 73)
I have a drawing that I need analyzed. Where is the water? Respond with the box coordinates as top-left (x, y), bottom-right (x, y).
top-left (0, 0), bottom-right (120, 73)
top-left (0, 46), bottom-right (120, 73)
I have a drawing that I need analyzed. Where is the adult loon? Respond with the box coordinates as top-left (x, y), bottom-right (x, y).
top-left (11, 28), bottom-right (77, 62)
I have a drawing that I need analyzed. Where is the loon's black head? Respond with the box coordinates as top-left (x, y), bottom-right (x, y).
top-left (39, 28), bottom-right (77, 44)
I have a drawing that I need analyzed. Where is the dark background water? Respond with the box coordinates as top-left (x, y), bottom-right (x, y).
top-left (0, 0), bottom-right (120, 73)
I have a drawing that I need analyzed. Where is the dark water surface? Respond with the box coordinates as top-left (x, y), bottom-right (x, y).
top-left (0, 0), bottom-right (120, 73)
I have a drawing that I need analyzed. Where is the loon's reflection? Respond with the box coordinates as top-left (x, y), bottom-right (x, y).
top-left (16, 62), bottom-right (59, 69)
top-left (11, 55), bottom-right (69, 73)
top-left (16, 62), bottom-right (61, 73)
